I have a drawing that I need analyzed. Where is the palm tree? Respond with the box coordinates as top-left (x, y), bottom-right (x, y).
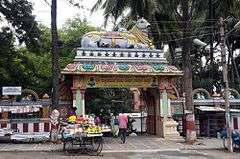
top-left (50, 0), bottom-right (60, 142)
top-left (51, 0), bottom-right (60, 109)
top-left (91, 0), bottom-right (159, 28)
top-left (92, 0), bottom-right (240, 142)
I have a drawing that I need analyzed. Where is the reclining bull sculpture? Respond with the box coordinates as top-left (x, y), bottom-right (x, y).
top-left (81, 18), bottom-right (155, 49)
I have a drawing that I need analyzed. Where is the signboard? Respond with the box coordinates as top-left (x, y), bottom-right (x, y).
top-left (171, 104), bottom-right (183, 115)
top-left (2, 87), bottom-right (22, 95)
top-left (84, 76), bottom-right (158, 88)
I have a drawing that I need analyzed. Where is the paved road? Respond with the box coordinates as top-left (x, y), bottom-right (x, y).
top-left (0, 137), bottom-right (224, 152)
top-left (0, 150), bottom-right (239, 159)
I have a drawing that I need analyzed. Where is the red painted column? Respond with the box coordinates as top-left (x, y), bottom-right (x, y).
top-left (185, 111), bottom-right (196, 142)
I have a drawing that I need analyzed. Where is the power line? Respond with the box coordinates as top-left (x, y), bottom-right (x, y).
top-left (42, 0), bottom-right (51, 6)
top-left (160, 32), bottom-right (221, 43)
top-left (150, 26), bottom-right (218, 34)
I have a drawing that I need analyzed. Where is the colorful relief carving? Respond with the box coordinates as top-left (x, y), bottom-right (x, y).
top-left (134, 64), bottom-right (149, 72)
top-left (158, 78), bottom-right (172, 90)
top-left (152, 64), bottom-right (165, 71)
top-left (87, 76), bottom-right (96, 87)
top-left (167, 66), bottom-right (179, 72)
top-left (100, 64), bottom-right (116, 72)
top-left (73, 77), bottom-right (87, 89)
top-left (63, 63), bottom-right (181, 75)
top-left (162, 65), bottom-right (178, 73)
top-left (117, 63), bottom-right (130, 71)
top-left (84, 75), bottom-right (154, 88)
top-left (64, 63), bottom-right (77, 72)
top-left (82, 63), bottom-right (95, 71)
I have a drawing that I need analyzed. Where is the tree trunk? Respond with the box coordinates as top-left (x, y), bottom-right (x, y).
top-left (226, 44), bottom-right (234, 82)
top-left (51, 0), bottom-right (60, 108)
top-left (180, 0), bottom-right (196, 142)
top-left (208, 0), bottom-right (214, 67)
top-left (51, 0), bottom-right (60, 143)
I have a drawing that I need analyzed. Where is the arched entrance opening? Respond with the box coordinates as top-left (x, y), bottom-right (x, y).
top-left (85, 88), bottom-right (134, 126)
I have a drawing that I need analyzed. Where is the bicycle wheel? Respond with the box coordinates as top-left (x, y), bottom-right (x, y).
top-left (86, 137), bottom-right (103, 156)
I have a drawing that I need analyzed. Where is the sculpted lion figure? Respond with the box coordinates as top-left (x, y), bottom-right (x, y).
top-left (81, 18), bottom-right (155, 49)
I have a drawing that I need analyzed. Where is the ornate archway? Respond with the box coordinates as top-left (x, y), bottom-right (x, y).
top-left (21, 89), bottom-right (39, 101)
top-left (168, 83), bottom-right (180, 100)
top-left (193, 88), bottom-right (211, 99)
top-left (221, 88), bottom-right (240, 99)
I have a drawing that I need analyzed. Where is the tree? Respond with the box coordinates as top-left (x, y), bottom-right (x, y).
top-left (0, 0), bottom-right (41, 92)
top-left (59, 18), bottom-right (98, 68)
top-left (0, 0), bottom-right (40, 51)
top-left (51, 0), bottom-right (60, 108)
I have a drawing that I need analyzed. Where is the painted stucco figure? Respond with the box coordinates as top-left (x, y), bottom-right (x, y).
top-left (50, 109), bottom-right (60, 142)
top-left (81, 18), bottom-right (155, 49)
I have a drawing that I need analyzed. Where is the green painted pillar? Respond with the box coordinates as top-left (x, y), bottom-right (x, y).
top-left (76, 88), bottom-right (82, 115)
top-left (161, 89), bottom-right (170, 118)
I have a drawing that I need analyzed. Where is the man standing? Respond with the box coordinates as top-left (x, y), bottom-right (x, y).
top-left (118, 112), bottom-right (128, 144)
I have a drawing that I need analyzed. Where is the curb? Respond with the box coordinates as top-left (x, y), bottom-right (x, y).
top-left (102, 148), bottom-right (181, 153)
top-left (0, 148), bottom-right (181, 153)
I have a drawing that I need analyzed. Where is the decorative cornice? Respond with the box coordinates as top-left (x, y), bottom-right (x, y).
top-left (62, 47), bottom-right (182, 76)
top-left (74, 48), bottom-right (167, 63)
top-left (62, 62), bottom-right (182, 76)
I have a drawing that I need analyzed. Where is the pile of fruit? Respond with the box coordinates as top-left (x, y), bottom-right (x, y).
top-left (84, 125), bottom-right (102, 134)
top-left (65, 115), bottom-right (102, 135)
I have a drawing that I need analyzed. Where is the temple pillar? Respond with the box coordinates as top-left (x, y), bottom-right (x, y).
top-left (130, 88), bottom-right (141, 112)
top-left (72, 88), bottom-right (85, 116)
top-left (158, 88), bottom-right (180, 138)
top-left (72, 87), bottom-right (86, 116)
top-left (71, 75), bottom-right (86, 116)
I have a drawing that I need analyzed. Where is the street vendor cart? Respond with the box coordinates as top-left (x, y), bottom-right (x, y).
top-left (60, 116), bottom-right (103, 156)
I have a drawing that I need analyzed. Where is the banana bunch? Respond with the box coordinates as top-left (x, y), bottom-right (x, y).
top-left (85, 125), bottom-right (102, 134)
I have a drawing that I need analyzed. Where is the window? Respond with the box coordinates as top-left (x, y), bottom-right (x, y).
top-left (233, 117), bottom-right (239, 130)
top-left (33, 123), bottom-right (39, 132)
top-left (44, 122), bottom-right (50, 132)
top-left (23, 123), bottom-right (28, 132)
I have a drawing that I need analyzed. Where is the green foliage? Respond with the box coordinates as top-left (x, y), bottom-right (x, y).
top-left (0, 5), bottom-right (96, 95)
top-left (0, 0), bottom-right (40, 52)
top-left (85, 88), bottom-right (134, 121)
top-left (59, 18), bottom-right (97, 68)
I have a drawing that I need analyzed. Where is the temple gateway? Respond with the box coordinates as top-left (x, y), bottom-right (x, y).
top-left (61, 18), bottom-right (182, 138)
top-left (62, 50), bottom-right (184, 137)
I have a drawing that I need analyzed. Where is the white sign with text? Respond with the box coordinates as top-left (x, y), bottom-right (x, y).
top-left (2, 87), bottom-right (22, 95)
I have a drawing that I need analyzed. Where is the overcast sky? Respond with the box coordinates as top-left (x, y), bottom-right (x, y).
top-left (30, 0), bottom-right (106, 29)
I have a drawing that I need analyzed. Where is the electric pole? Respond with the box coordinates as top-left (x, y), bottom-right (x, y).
top-left (219, 17), bottom-right (233, 152)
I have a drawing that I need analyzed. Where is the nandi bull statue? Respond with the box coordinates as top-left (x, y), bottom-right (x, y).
top-left (81, 18), bottom-right (155, 49)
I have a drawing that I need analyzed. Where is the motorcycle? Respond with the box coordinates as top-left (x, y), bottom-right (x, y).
top-left (220, 129), bottom-right (240, 150)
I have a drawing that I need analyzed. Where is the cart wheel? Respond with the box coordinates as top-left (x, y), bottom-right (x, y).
top-left (86, 137), bottom-right (103, 156)
top-left (223, 139), bottom-right (238, 151)
top-left (63, 140), bottom-right (74, 153)
top-left (223, 139), bottom-right (228, 150)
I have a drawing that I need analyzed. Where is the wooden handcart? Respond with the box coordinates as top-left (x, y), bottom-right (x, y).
top-left (61, 129), bottom-right (103, 156)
